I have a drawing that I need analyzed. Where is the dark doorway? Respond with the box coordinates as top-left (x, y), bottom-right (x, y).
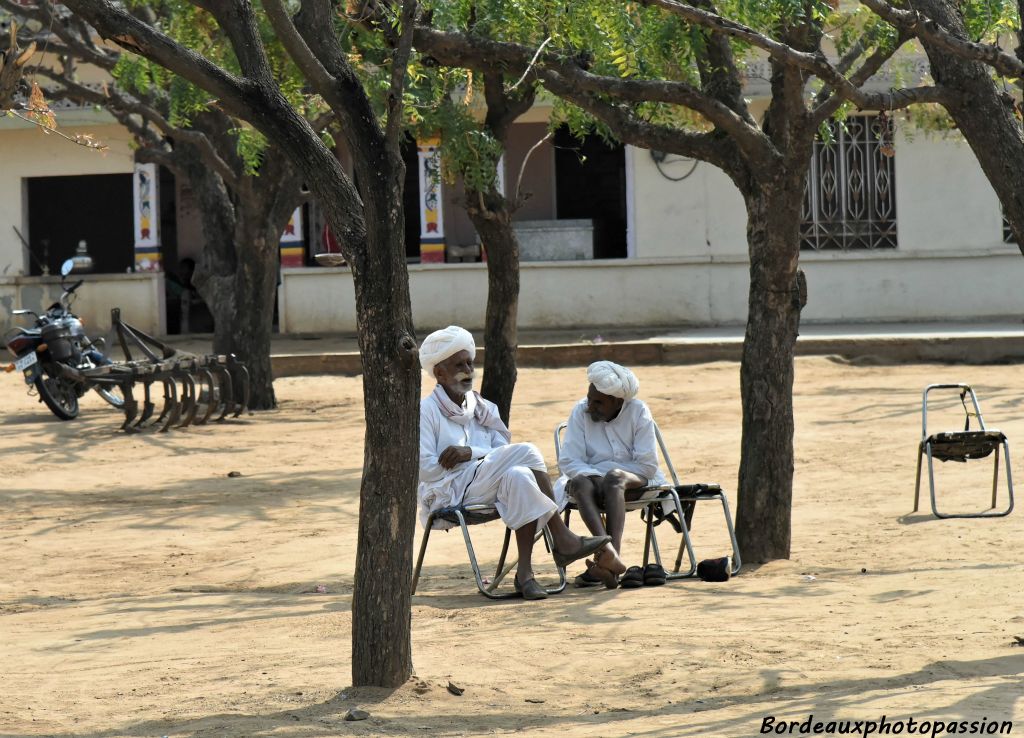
top-left (402, 134), bottom-right (421, 261)
top-left (554, 126), bottom-right (627, 259)
top-left (27, 174), bottom-right (135, 275)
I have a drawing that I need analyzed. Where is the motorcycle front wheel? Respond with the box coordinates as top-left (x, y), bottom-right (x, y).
top-left (35, 375), bottom-right (80, 420)
top-left (94, 385), bottom-right (125, 409)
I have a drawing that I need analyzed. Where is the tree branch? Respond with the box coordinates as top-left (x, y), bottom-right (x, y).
top-left (59, 0), bottom-right (259, 122)
top-left (384, 0), bottom-right (417, 152)
top-left (860, 0), bottom-right (1024, 79)
top-left (40, 65), bottom-right (244, 190)
top-left (413, 26), bottom-right (773, 163)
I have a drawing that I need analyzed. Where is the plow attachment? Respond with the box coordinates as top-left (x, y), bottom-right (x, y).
top-left (77, 309), bottom-right (250, 432)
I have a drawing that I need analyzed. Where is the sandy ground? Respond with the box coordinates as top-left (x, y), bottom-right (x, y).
top-left (2, 357), bottom-right (1024, 737)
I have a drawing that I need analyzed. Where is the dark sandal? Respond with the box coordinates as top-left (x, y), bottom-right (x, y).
top-left (620, 565), bottom-right (644, 589)
top-left (552, 535), bottom-right (612, 569)
top-left (574, 568), bottom-right (604, 588)
top-left (514, 575), bottom-right (549, 600)
top-left (643, 563), bottom-right (667, 586)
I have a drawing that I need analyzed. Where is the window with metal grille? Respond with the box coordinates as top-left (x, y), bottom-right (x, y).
top-left (801, 114), bottom-right (897, 250)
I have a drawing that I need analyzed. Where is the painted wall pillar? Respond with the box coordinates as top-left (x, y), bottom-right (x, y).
top-left (279, 206), bottom-right (305, 267)
top-left (132, 162), bottom-right (161, 271)
top-left (417, 137), bottom-right (445, 264)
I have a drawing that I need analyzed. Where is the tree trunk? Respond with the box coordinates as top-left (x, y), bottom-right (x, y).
top-left (207, 216), bottom-right (281, 410)
top-left (176, 143), bottom-right (299, 411)
top-left (346, 168), bottom-right (420, 688)
top-left (734, 178), bottom-right (808, 563)
top-left (466, 188), bottom-right (519, 426)
top-left (909, 0), bottom-right (1024, 250)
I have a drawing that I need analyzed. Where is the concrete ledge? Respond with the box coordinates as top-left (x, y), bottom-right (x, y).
top-left (270, 334), bottom-right (1024, 377)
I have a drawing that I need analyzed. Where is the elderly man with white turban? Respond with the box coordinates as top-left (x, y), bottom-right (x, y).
top-left (418, 326), bottom-right (610, 600)
top-left (555, 361), bottom-right (667, 589)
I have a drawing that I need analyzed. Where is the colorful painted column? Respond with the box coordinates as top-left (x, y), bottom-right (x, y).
top-left (132, 162), bottom-right (161, 271)
top-left (417, 137), bottom-right (445, 264)
top-left (279, 206), bottom-right (305, 267)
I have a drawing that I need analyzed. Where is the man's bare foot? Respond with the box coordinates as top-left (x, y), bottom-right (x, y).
top-left (595, 544), bottom-right (627, 575)
top-left (585, 559), bottom-right (619, 590)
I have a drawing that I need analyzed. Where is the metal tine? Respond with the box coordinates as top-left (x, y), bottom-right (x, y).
top-left (196, 368), bottom-right (217, 425)
top-left (232, 364), bottom-right (250, 417)
top-left (155, 377), bottom-right (175, 423)
top-left (179, 373), bottom-right (199, 427)
top-left (135, 381), bottom-right (156, 428)
top-left (121, 380), bottom-right (140, 433)
top-left (159, 379), bottom-right (180, 432)
top-left (215, 366), bottom-right (235, 421)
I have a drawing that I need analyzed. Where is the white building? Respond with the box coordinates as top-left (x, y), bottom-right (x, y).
top-left (2, 84), bottom-right (1021, 339)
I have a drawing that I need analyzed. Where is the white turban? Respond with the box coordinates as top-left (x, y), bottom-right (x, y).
top-left (419, 326), bottom-right (476, 376)
top-left (587, 361), bottom-right (639, 400)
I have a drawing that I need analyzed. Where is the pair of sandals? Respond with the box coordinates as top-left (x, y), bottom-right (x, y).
top-left (575, 561), bottom-right (666, 589)
top-left (620, 563), bottom-right (667, 588)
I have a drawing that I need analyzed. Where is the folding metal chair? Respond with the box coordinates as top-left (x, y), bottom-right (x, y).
top-left (914, 383), bottom-right (1014, 519)
top-left (554, 421), bottom-right (741, 579)
top-left (411, 503), bottom-right (567, 599)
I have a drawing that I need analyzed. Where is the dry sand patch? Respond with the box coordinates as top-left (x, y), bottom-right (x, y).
top-left (1, 358), bottom-right (1022, 737)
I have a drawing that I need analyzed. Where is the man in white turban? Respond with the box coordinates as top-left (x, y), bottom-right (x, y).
top-left (418, 326), bottom-right (610, 600)
top-left (555, 361), bottom-right (667, 589)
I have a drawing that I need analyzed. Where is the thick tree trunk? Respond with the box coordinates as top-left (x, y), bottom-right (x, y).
top-left (176, 144), bottom-right (299, 411)
top-left (466, 188), bottom-right (519, 426)
top-left (734, 179), bottom-right (808, 563)
top-left (207, 217), bottom-right (280, 410)
top-left (347, 171), bottom-right (420, 688)
top-left (910, 0), bottom-right (1024, 250)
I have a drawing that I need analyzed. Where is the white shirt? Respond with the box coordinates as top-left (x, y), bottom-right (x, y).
top-left (418, 392), bottom-right (509, 516)
top-left (557, 398), bottom-right (666, 484)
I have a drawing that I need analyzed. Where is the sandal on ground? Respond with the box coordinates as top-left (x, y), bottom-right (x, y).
top-left (620, 565), bottom-right (644, 589)
top-left (643, 563), bottom-right (667, 586)
top-left (585, 558), bottom-right (619, 590)
top-left (552, 535), bottom-right (612, 569)
top-left (514, 575), bottom-right (549, 600)
top-left (574, 566), bottom-right (604, 588)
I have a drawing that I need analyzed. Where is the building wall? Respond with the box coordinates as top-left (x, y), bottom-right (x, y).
top-left (0, 273), bottom-right (165, 337)
top-left (0, 118), bottom-right (135, 276)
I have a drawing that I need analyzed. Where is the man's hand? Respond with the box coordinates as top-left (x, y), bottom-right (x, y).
top-left (438, 445), bottom-right (473, 469)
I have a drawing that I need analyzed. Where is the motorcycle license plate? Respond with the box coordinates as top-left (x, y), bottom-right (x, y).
top-left (14, 352), bottom-right (37, 371)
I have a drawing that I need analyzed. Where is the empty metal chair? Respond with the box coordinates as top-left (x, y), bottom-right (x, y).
top-left (914, 383), bottom-right (1014, 519)
top-left (554, 421), bottom-right (741, 579)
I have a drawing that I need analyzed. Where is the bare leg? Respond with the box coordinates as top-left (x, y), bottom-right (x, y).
top-left (514, 521), bottom-right (537, 583)
top-left (594, 469), bottom-right (645, 573)
top-left (524, 468), bottom-right (610, 562)
top-left (571, 476), bottom-right (609, 538)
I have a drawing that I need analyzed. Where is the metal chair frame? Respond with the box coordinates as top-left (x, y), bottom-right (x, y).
top-left (412, 504), bottom-right (567, 600)
top-left (914, 383), bottom-right (1014, 519)
top-left (554, 421), bottom-right (741, 578)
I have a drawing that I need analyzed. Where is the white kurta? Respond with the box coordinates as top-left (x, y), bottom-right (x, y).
top-left (554, 398), bottom-right (667, 507)
top-left (419, 392), bottom-right (556, 530)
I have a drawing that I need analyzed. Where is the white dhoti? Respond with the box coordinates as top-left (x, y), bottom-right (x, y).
top-left (461, 443), bottom-right (557, 531)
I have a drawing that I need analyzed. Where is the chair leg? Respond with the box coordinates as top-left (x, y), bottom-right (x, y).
top-left (411, 518), bottom-right (435, 595)
top-left (992, 443), bottom-right (1000, 510)
top-left (913, 444), bottom-right (924, 513)
top-left (668, 492), bottom-right (697, 579)
top-left (1003, 440), bottom-right (1015, 516)
top-left (494, 527), bottom-right (512, 581)
top-left (454, 510), bottom-right (517, 600)
top-left (642, 505), bottom-right (654, 568)
top-left (927, 443), bottom-right (945, 519)
top-left (717, 492), bottom-right (742, 575)
top-left (929, 440), bottom-right (1015, 519)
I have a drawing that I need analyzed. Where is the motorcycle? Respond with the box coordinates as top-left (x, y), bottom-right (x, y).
top-left (4, 259), bottom-right (125, 420)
